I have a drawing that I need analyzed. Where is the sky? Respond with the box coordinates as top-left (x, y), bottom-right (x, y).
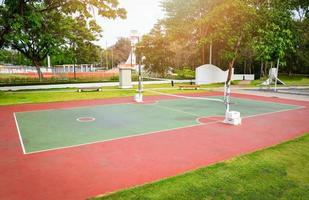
top-left (95, 0), bottom-right (165, 47)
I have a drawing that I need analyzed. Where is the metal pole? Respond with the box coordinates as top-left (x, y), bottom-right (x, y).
top-left (106, 41), bottom-right (108, 69)
top-left (73, 43), bottom-right (76, 80)
top-left (209, 42), bottom-right (212, 64)
top-left (111, 47), bottom-right (114, 69)
top-left (73, 60), bottom-right (76, 79)
top-left (274, 58), bottom-right (279, 92)
top-left (131, 44), bottom-right (133, 68)
top-left (138, 38), bottom-right (142, 95)
top-left (100, 49), bottom-right (103, 68)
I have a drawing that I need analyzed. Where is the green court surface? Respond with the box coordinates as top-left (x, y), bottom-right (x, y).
top-left (15, 97), bottom-right (300, 154)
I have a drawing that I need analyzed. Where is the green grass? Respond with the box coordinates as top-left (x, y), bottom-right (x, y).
top-left (0, 84), bottom-right (211, 105)
top-left (0, 74), bottom-right (308, 106)
top-left (93, 134), bottom-right (309, 200)
top-left (0, 89), bottom-right (135, 105)
top-left (251, 75), bottom-right (309, 87)
top-left (280, 75), bottom-right (309, 86)
top-left (0, 74), bottom-right (28, 78)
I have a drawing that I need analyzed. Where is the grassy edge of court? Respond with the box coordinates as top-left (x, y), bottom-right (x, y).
top-left (92, 133), bottom-right (309, 200)
top-left (0, 84), bottom-right (217, 106)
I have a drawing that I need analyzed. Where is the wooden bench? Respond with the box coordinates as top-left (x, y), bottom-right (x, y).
top-left (179, 85), bottom-right (200, 90)
top-left (77, 87), bottom-right (102, 92)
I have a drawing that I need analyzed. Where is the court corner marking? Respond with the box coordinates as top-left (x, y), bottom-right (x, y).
top-left (13, 112), bottom-right (26, 154)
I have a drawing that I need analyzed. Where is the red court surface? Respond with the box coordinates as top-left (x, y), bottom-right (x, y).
top-left (0, 92), bottom-right (308, 200)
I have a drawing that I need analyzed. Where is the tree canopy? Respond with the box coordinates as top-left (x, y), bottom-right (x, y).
top-left (0, 0), bottom-right (126, 79)
top-left (137, 0), bottom-right (309, 77)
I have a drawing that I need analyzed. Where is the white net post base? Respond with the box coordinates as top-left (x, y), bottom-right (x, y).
top-left (134, 93), bottom-right (143, 103)
top-left (224, 111), bottom-right (242, 126)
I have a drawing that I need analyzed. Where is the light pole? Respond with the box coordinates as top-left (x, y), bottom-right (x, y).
top-left (137, 38), bottom-right (143, 97)
top-left (134, 39), bottom-right (144, 103)
top-left (106, 41), bottom-right (109, 69)
top-left (73, 42), bottom-right (77, 80)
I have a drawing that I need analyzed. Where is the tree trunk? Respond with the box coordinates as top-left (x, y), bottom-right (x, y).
top-left (260, 61), bottom-right (264, 78)
top-left (288, 57), bottom-right (292, 76)
top-left (33, 60), bottom-right (44, 82)
top-left (226, 34), bottom-right (243, 84)
top-left (264, 62), bottom-right (268, 76)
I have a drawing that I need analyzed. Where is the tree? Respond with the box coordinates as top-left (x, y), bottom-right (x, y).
top-left (200, 0), bottom-right (257, 83)
top-left (137, 24), bottom-right (174, 76)
top-left (161, 0), bottom-right (216, 67)
top-left (251, 0), bottom-right (298, 76)
top-left (108, 37), bottom-right (131, 67)
top-left (148, 0), bottom-right (308, 77)
top-left (0, 0), bottom-right (126, 80)
top-left (0, 49), bottom-right (32, 65)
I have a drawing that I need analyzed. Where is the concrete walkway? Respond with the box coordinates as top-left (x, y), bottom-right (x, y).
top-left (0, 80), bottom-right (192, 91)
top-left (234, 86), bottom-right (309, 102)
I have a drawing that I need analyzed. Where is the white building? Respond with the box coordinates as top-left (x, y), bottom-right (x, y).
top-left (195, 64), bottom-right (255, 85)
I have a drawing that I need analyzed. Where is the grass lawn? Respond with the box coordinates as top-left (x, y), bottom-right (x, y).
top-left (251, 75), bottom-right (309, 86)
top-left (0, 84), bottom-right (214, 105)
top-left (0, 74), bottom-right (308, 106)
top-left (93, 134), bottom-right (309, 200)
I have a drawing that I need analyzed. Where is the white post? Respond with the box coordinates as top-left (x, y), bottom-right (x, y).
top-left (274, 58), bottom-right (280, 92)
top-left (225, 82), bottom-right (231, 113)
top-left (47, 55), bottom-right (51, 68)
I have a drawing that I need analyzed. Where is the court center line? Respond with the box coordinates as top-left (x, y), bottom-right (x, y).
top-left (151, 104), bottom-right (200, 117)
top-left (146, 89), bottom-right (225, 103)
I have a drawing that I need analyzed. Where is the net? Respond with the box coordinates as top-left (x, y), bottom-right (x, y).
top-left (146, 89), bottom-right (225, 103)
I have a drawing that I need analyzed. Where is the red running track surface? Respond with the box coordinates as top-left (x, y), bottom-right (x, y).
top-left (0, 92), bottom-right (308, 200)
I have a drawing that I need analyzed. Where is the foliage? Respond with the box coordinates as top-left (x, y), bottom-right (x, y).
top-left (161, 0), bottom-right (208, 68)
top-left (0, 73), bottom-right (120, 86)
top-left (175, 68), bottom-right (195, 79)
top-left (253, 1), bottom-right (297, 63)
top-left (0, 49), bottom-right (32, 65)
top-left (199, 0), bottom-right (257, 83)
top-left (141, 0), bottom-right (309, 76)
top-left (104, 37), bottom-right (131, 68)
top-left (0, 0), bottom-right (126, 80)
top-left (137, 24), bottom-right (174, 76)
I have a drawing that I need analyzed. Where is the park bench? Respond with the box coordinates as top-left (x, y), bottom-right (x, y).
top-left (77, 87), bottom-right (102, 92)
top-left (179, 85), bottom-right (200, 90)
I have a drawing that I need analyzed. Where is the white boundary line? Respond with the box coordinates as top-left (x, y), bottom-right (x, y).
top-left (17, 96), bottom-right (306, 155)
top-left (147, 89), bottom-right (224, 103)
top-left (152, 104), bottom-right (200, 117)
top-left (22, 105), bottom-right (304, 155)
top-left (13, 99), bottom-right (161, 114)
top-left (24, 122), bottom-right (217, 155)
top-left (13, 113), bottom-right (26, 154)
top-left (242, 106), bottom-right (305, 119)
